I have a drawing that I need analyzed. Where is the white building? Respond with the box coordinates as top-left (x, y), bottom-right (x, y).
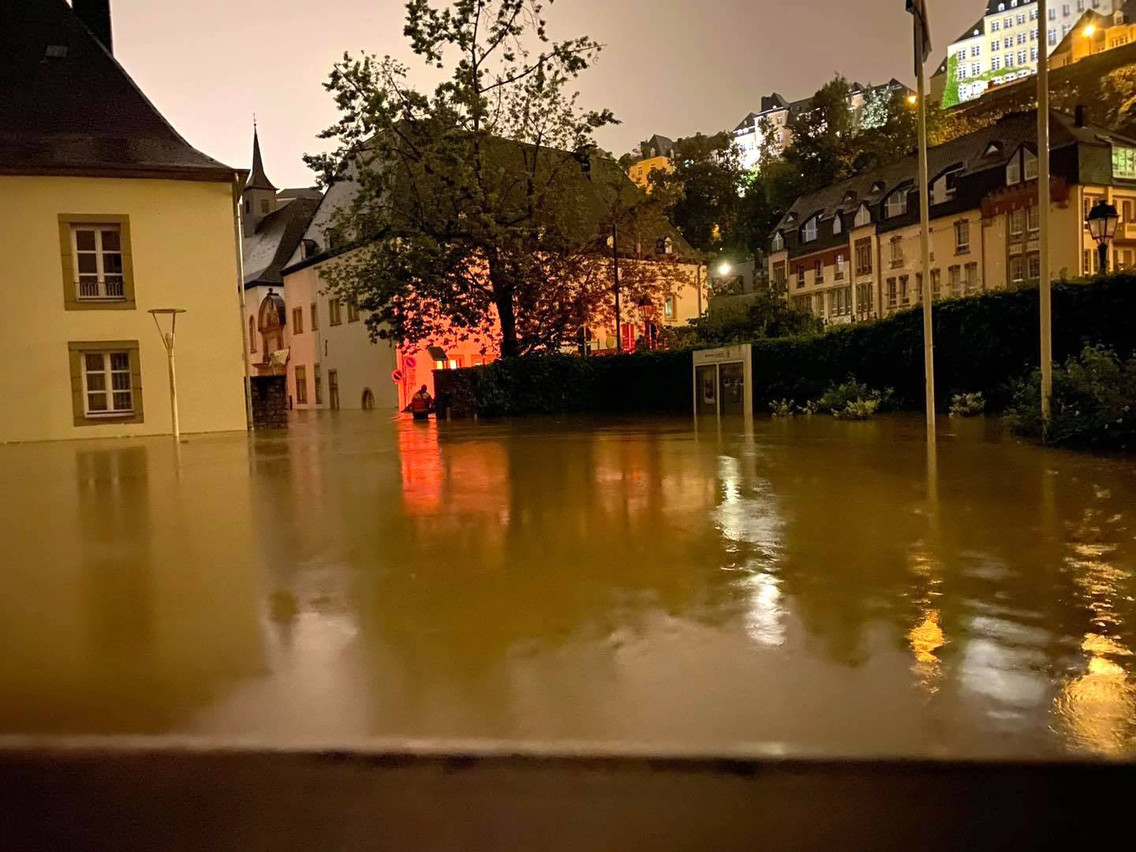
top-left (934, 0), bottom-right (1121, 106)
top-left (732, 81), bottom-right (912, 173)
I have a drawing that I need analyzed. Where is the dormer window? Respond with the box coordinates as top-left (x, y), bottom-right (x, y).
top-left (984, 142), bottom-right (1003, 158)
top-left (843, 191), bottom-right (858, 204)
top-left (885, 190), bottom-right (909, 219)
top-left (771, 231), bottom-right (785, 251)
top-left (1023, 148), bottom-right (1038, 181)
top-left (833, 216), bottom-right (843, 235)
top-left (854, 204), bottom-right (872, 227)
top-left (803, 217), bottom-right (819, 242)
top-left (871, 181), bottom-right (886, 193)
top-left (1007, 155), bottom-right (1022, 185)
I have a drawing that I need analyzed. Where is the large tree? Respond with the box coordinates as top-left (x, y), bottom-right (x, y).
top-left (306, 0), bottom-right (676, 358)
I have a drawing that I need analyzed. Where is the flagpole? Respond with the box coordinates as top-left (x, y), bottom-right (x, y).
top-left (1038, 0), bottom-right (1053, 425)
top-left (915, 13), bottom-right (936, 442)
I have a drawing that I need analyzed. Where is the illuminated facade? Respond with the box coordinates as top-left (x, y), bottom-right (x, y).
top-left (626, 135), bottom-right (675, 190)
top-left (732, 81), bottom-right (913, 173)
top-left (767, 109), bottom-right (1136, 324)
top-left (932, 0), bottom-right (1122, 107)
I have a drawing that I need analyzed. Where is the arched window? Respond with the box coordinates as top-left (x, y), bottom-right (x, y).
top-left (771, 231), bottom-right (784, 251)
top-left (833, 216), bottom-right (843, 235)
top-left (854, 204), bottom-right (872, 227)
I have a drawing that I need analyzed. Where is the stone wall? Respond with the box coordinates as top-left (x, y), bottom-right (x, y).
top-left (250, 376), bottom-right (288, 430)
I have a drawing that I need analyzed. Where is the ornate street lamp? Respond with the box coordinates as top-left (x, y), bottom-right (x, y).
top-left (1086, 199), bottom-right (1119, 274)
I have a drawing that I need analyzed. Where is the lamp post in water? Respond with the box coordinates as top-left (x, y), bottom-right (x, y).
top-left (1086, 199), bottom-right (1120, 274)
top-left (149, 308), bottom-right (186, 440)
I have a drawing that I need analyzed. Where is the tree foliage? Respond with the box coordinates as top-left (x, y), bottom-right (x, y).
top-left (306, 0), bottom-right (681, 358)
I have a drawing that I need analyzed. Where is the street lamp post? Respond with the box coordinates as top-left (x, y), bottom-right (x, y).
top-left (149, 309), bottom-right (187, 440)
top-left (1086, 199), bottom-right (1120, 274)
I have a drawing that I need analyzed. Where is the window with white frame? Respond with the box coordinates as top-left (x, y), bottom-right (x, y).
top-left (890, 236), bottom-right (904, 266)
top-left (1017, 49), bottom-right (1027, 63)
top-left (835, 253), bottom-right (846, 279)
top-left (771, 231), bottom-right (784, 251)
top-left (803, 218), bottom-right (818, 242)
top-left (1010, 208), bottom-right (1026, 237)
top-left (1007, 155), bottom-right (1022, 185)
top-left (972, 45), bottom-right (982, 57)
top-left (854, 205), bottom-right (871, 227)
top-left (992, 20), bottom-right (1001, 32)
top-left (82, 351), bottom-right (134, 417)
top-left (833, 216), bottom-right (843, 235)
top-left (885, 190), bottom-right (908, 219)
top-left (955, 220), bottom-right (971, 253)
top-left (1023, 148), bottom-right (1038, 180)
top-left (992, 38), bottom-right (1001, 51)
top-left (1028, 205), bottom-right (1040, 232)
top-left (72, 224), bottom-right (125, 300)
top-left (993, 56), bottom-right (1003, 70)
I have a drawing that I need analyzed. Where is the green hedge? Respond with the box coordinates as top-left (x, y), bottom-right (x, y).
top-left (436, 275), bottom-right (1136, 417)
top-left (751, 275), bottom-right (1136, 411)
top-left (434, 350), bottom-right (694, 417)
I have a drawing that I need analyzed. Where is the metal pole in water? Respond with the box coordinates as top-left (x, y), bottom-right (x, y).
top-left (1038, 0), bottom-right (1053, 426)
top-left (913, 7), bottom-right (936, 443)
top-left (166, 336), bottom-right (180, 441)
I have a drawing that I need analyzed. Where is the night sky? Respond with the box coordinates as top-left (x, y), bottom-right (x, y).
top-left (108, 0), bottom-right (980, 186)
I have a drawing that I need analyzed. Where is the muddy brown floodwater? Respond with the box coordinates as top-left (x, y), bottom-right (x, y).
top-left (2, 412), bottom-right (1135, 760)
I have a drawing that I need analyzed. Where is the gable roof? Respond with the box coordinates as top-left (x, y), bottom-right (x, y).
top-left (0, 0), bottom-right (234, 181)
top-left (243, 196), bottom-right (322, 289)
top-left (773, 109), bottom-right (1135, 240)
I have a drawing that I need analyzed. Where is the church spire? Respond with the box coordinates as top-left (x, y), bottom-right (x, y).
top-left (247, 122), bottom-right (276, 192)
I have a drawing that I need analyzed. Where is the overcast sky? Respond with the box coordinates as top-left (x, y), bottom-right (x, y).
top-left (109, 0), bottom-right (979, 187)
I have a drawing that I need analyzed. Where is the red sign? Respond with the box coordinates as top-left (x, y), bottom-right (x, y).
top-left (403, 356), bottom-right (417, 368)
top-left (392, 369), bottom-right (404, 383)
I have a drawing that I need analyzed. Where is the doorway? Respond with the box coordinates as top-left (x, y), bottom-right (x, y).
top-left (328, 370), bottom-right (340, 411)
top-left (361, 388), bottom-right (375, 410)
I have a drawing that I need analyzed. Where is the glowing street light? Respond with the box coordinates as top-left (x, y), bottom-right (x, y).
top-left (1086, 199), bottom-right (1120, 274)
top-left (1083, 24), bottom-right (1097, 37)
top-left (718, 262), bottom-right (732, 277)
top-left (907, 93), bottom-right (918, 105)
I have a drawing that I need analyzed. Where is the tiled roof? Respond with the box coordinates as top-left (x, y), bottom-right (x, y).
top-left (0, 0), bottom-right (233, 180)
top-left (773, 109), bottom-right (1134, 239)
top-left (244, 197), bottom-right (322, 288)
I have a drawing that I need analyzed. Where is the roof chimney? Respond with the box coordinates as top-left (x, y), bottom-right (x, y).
top-left (1075, 105), bottom-right (1086, 128)
top-left (72, 0), bottom-right (113, 55)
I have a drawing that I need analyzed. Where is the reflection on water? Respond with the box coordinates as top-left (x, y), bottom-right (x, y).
top-left (1, 414), bottom-right (1135, 759)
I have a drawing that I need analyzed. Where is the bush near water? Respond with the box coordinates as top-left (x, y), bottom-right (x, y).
top-left (435, 275), bottom-right (1136, 424)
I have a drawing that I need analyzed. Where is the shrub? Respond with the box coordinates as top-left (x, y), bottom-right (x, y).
top-left (770, 399), bottom-right (796, 417)
top-left (949, 392), bottom-right (986, 417)
top-left (814, 378), bottom-right (892, 416)
top-left (834, 399), bottom-right (881, 420)
top-left (750, 276), bottom-right (1136, 412)
top-left (1009, 345), bottom-right (1136, 449)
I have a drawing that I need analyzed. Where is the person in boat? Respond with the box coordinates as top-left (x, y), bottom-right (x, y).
top-left (410, 385), bottom-right (435, 421)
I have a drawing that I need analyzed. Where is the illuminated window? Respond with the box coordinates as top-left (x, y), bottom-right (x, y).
top-left (1113, 146), bottom-right (1136, 179)
top-left (664, 297), bottom-right (675, 318)
top-left (771, 231), bottom-right (784, 251)
top-left (803, 217), bottom-right (819, 242)
top-left (854, 205), bottom-right (871, 227)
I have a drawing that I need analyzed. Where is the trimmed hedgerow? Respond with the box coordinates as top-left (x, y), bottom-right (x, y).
top-left (435, 276), bottom-right (1136, 419)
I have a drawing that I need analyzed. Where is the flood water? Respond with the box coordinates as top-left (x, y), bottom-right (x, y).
top-left (2, 412), bottom-right (1136, 760)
